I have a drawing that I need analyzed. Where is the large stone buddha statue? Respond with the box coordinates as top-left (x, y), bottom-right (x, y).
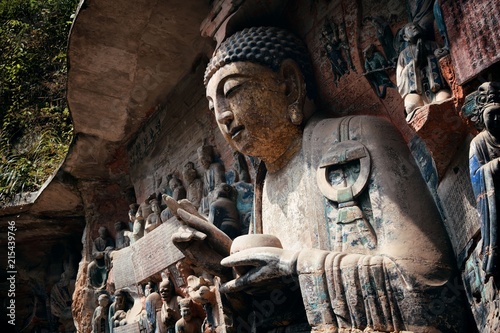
top-left (172, 26), bottom-right (464, 332)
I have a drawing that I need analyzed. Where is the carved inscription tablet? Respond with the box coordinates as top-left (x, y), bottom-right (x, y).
top-left (112, 247), bottom-right (136, 288)
top-left (132, 219), bottom-right (184, 283)
top-left (438, 142), bottom-right (480, 258)
top-left (114, 322), bottom-right (141, 333)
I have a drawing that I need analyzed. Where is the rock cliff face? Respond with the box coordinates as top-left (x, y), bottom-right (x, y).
top-left (2, 0), bottom-right (500, 332)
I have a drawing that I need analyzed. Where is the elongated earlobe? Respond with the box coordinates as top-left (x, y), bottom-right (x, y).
top-left (288, 102), bottom-right (303, 125)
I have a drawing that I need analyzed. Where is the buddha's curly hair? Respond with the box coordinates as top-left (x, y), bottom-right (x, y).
top-left (204, 26), bottom-right (316, 99)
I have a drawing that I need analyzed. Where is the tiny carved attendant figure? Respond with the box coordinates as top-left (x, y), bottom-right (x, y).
top-left (469, 82), bottom-right (500, 280)
top-left (175, 298), bottom-right (203, 333)
top-left (396, 22), bottom-right (450, 120)
top-left (172, 26), bottom-right (464, 332)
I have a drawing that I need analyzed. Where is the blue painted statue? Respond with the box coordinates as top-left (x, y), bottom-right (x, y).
top-left (469, 82), bottom-right (500, 279)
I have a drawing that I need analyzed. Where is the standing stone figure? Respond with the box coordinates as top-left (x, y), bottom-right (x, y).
top-left (108, 289), bottom-right (134, 332)
top-left (174, 298), bottom-right (203, 333)
top-left (159, 275), bottom-right (181, 333)
top-left (363, 44), bottom-right (395, 99)
top-left (50, 271), bottom-right (75, 332)
top-left (173, 26), bottom-right (464, 332)
top-left (88, 227), bottom-right (115, 289)
top-left (183, 161), bottom-right (203, 210)
top-left (469, 81), bottom-right (500, 279)
top-left (145, 199), bottom-right (162, 234)
top-left (208, 183), bottom-right (240, 239)
top-left (114, 221), bottom-right (130, 250)
top-left (128, 203), bottom-right (139, 231)
top-left (396, 22), bottom-right (450, 120)
top-left (91, 294), bottom-right (110, 333)
top-left (197, 144), bottom-right (226, 215)
top-left (145, 291), bottom-right (163, 333)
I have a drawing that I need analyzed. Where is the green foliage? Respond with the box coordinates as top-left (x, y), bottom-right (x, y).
top-left (0, 0), bottom-right (78, 204)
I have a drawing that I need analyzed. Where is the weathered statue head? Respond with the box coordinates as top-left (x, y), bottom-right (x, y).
top-left (183, 162), bottom-right (198, 183)
top-left (178, 298), bottom-right (194, 321)
top-left (159, 277), bottom-right (174, 302)
top-left (114, 289), bottom-right (127, 310)
top-left (472, 82), bottom-right (500, 136)
top-left (197, 144), bottom-right (215, 169)
top-left (98, 226), bottom-right (108, 239)
top-left (204, 27), bottom-right (316, 172)
top-left (402, 22), bottom-right (422, 43)
top-left (98, 293), bottom-right (110, 307)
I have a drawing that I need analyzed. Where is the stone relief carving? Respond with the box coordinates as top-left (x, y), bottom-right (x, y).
top-left (197, 144), bottom-right (226, 215)
top-left (128, 204), bottom-right (139, 232)
top-left (50, 271), bottom-right (76, 332)
top-left (231, 152), bottom-right (254, 235)
top-left (88, 226), bottom-right (115, 289)
top-left (109, 289), bottom-right (135, 332)
top-left (91, 293), bottom-right (110, 333)
top-left (362, 44), bottom-right (396, 99)
top-left (208, 183), bottom-right (241, 240)
top-left (159, 274), bottom-right (181, 333)
top-left (145, 199), bottom-right (162, 234)
top-left (170, 26), bottom-right (465, 332)
top-left (183, 161), bottom-right (203, 210)
top-left (145, 291), bottom-right (163, 333)
top-left (186, 276), bottom-right (218, 332)
top-left (321, 17), bottom-right (352, 85)
top-left (469, 82), bottom-right (500, 279)
top-left (175, 298), bottom-right (204, 333)
top-left (114, 221), bottom-right (130, 250)
top-left (396, 22), bottom-right (451, 120)
top-left (362, 15), bottom-right (398, 65)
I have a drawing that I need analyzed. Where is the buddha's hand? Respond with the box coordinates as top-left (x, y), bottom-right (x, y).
top-left (168, 196), bottom-right (233, 280)
top-left (220, 247), bottom-right (299, 294)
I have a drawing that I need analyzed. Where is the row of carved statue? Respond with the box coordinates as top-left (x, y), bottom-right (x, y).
top-left (87, 144), bottom-right (254, 290)
top-left (321, 3), bottom-right (452, 121)
top-left (91, 260), bottom-right (225, 333)
top-left (85, 8), bottom-right (500, 331)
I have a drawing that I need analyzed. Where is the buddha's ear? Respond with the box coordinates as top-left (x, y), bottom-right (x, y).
top-left (279, 59), bottom-right (306, 125)
top-left (280, 59), bottom-right (305, 105)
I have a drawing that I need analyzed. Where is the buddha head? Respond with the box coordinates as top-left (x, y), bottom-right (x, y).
top-left (204, 27), bottom-right (316, 172)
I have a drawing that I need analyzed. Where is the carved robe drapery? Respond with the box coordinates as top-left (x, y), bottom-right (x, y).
top-left (258, 115), bottom-right (463, 332)
top-left (469, 131), bottom-right (500, 277)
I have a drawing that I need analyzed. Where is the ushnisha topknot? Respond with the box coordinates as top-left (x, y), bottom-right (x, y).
top-left (204, 26), bottom-right (316, 99)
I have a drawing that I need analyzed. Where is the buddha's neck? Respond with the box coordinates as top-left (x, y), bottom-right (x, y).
top-left (264, 136), bottom-right (302, 173)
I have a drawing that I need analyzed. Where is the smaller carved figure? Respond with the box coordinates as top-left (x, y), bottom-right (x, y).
top-left (88, 227), bottom-right (115, 289)
top-left (114, 221), bottom-right (130, 250)
top-left (469, 82), bottom-right (500, 280)
top-left (159, 275), bottom-right (181, 333)
top-left (396, 22), bottom-right (451, 120)
top-left (175, 298), bottom-right (204, 333)
top-left (363, 44), bottom-right (395, 99)
top-left (363, 15), bottom-right (397, 64)
top-left (208, 183), bottom-right (241, 239)
top-left (162, 175), bottom-right (187, 222)
top-left (109, 289), bottom-right (134, 332)
top-left (145, 199), bottom-right (162, 234)
top-left (145, 292), bottom-right (163, 333)
top-left (91, 294), bottom-right (110, 333)
top-left (186, 276), bottom-right (218, 332)
top-left (128, 204), bottom-right (139, 231)
top-left (183, 162), bottom-right (203, 210)
top-left (50, 271), bottom-right (76, 332)
top-left (197, 144), bottom-right (226, 215)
